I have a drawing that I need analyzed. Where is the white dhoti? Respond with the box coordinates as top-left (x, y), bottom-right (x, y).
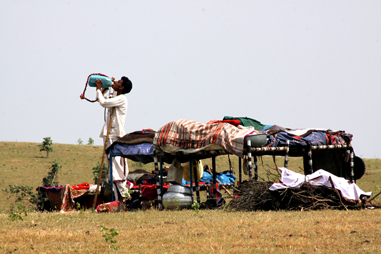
top-left (104, 137), bottom-right (130, 200)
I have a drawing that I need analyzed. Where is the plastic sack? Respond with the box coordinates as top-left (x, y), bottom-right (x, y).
top-left (182, 160), bottom-right (203, 182)
top-left (167, 158), bottom-right (184, 184)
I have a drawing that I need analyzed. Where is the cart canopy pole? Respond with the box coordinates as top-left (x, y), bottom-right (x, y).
top-left (247, 140), bottom-right (253, 179)
top-left (92, 107), bottom-right (115, 209)
top-left (154, 155), bottom-right (162, 210)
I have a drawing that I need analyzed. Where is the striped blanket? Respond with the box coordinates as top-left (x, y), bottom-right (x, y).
top-left (154, 119), bottom-right (256, 157)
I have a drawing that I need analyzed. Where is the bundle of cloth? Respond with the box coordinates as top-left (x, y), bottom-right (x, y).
top-left (221, 116), bottom-right (353, 147)
top-left (264, 125), bottom-right (353, 147)
top-left (38, 183), bottom-right (97, 212)
top-left (154, 119), bottom-right (258, 157)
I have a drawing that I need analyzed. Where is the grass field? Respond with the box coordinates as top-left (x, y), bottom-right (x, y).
top-left (0, 141), bottom-right (380, 253)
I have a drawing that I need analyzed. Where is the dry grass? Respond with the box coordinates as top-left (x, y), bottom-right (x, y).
top-left (0, 141), bottom-right (306, 211)
top-left (1, 141), bottom-right (381, 253)
top-left (1, 209), bottom-right (381, 253)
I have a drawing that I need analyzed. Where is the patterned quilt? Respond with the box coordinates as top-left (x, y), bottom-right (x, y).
top-left (154, 119), bottom-right (256, 157)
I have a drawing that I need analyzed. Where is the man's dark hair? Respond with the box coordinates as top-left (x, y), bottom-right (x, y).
top-left (121, 76), bottom-right (132, 94)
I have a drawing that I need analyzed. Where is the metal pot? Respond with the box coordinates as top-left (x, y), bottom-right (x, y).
top-left (166, 185), bottom-right (192, 195)
top-left (163, 185), bottom-right (193, 209)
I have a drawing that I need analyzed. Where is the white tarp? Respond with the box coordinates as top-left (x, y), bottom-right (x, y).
top-left (269, 167), bottom-right (372, 202)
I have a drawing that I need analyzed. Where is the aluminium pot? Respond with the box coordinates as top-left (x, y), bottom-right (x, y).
top-left (163, 185), bottom-right (193, 209)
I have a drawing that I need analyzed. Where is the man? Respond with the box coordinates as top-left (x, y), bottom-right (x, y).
top-left (95, 76), bottom-right (132, 201)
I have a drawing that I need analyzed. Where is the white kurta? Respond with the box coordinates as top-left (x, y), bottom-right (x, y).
top-left (97, 90), bottom-right (130, 199)
top-left (97, 90), bottom-right (127, 139)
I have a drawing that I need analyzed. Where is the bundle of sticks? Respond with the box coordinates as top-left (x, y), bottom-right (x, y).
top-left (229, 180), bottom-right (361, 211)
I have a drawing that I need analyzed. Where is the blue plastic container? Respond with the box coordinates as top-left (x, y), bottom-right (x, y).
top-left (88, 75), bottom-right (113, 88)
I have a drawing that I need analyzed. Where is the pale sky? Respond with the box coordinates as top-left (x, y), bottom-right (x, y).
top-left (1, 1), bottom-right (380, 158)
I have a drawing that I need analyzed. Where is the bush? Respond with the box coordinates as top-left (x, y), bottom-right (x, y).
top-left (2, 184), bottom-right (39, 214)
top-left (3, 184), bottom-right (38, 205)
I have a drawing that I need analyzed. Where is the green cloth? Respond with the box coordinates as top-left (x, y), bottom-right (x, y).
top-left (223, 116), bottom-right (266, 130)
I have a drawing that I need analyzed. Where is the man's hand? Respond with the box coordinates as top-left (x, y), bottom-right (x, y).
top-left (95, 79), bottom-right (102, 90)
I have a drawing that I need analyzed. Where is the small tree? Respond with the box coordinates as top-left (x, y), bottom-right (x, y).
top-left (88, 138), bottom-right (94, 145)
top-left (77, 138), bottom-right (83, 145)
top-left (100, 227), bottom-right (119, 251)
top-left (42, 160), bottom-right (61, 187)
top-left (39, 137), bottom-right (53, 157)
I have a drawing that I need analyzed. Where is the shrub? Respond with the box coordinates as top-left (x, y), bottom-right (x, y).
top-left (42, 160), bottom-right (62, 187)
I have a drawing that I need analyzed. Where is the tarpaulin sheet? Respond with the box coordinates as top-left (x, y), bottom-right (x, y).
top-left (110, 143), bottom-right (154, 164)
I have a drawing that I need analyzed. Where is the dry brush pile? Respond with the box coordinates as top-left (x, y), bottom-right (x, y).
top-left (229, 180), bottom-right (363, 211)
